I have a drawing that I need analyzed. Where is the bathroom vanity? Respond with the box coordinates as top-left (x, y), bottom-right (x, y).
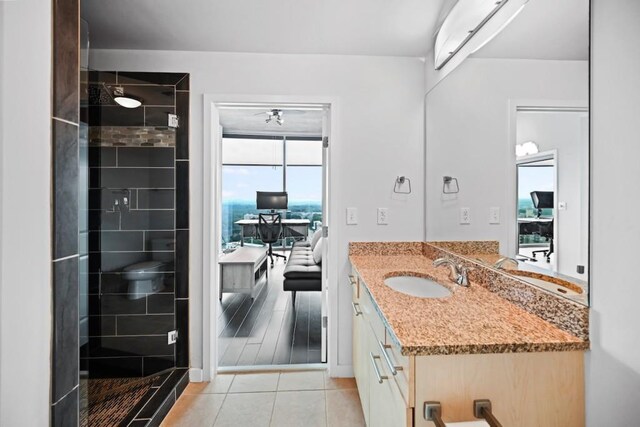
top-left (349, 242), bottom-right (588, 427)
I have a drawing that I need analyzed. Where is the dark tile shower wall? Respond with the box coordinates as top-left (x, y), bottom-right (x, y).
top-left (50, 8), bottom-right (190, 420)
top-left (83, 72), bottom-right (190, 380)
top-left (51, 0), bottom-right (80, 425)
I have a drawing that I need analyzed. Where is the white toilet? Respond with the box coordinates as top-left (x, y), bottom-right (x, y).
top-left (123, 238), bottom-right (173, 299)
top-left (123, 260), bottom-right (165, 299)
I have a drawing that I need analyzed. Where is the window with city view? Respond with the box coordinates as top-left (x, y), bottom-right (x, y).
top-left (221, 136), bottom-right (323, 251)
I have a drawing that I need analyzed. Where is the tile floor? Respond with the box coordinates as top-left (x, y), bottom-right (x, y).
top-left (161, 370), bottom-right (365, 427)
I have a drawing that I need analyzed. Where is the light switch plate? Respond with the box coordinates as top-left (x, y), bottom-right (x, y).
top-left (489, 207), bottom-right (500, 224)
top-left (346, 207), bottom-right (358, 225)
top-left (168, 113), bottom-right (179, 128)
top-left (377, 208), bottom-right (389, 225)
top-left (460, 207), bottom-right (471, 224)
top-left (168, 330), bottom-right (178, 345)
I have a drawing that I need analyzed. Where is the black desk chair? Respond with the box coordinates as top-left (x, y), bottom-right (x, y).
top-left (530, 191), bottom-right (554, 262)
top-left (258, 213), bottom-right (287, 267)
top-left (532, 219), bottom-right (554, 262)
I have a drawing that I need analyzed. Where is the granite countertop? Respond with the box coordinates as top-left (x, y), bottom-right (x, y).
top-left (349, 253), bottom-right (589, 356)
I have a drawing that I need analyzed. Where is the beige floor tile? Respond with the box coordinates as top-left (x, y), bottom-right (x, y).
top-left (160, 393), bottom-right (226, 427)
top-left (270, 390), bottom-right (326, 427)
top-left (229, 372), bottom-right (280, 393)
top-left (213, 392), bottom-right (276, 427)
top-left (326, 389), bottom-right (365, 427)
top-left (183, 375), bottom-right (235, 395)
top-left (323, 372), bottom-right (357, 390)
top-left (278, 371), bottom-right (325, 391)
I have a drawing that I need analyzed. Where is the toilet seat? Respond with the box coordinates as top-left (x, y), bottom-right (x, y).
top-left (124, 260), bottom-right (164, 272)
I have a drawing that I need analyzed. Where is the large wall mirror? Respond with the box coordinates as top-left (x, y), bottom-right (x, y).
top-left (425, 0), bottom-right (590, 305)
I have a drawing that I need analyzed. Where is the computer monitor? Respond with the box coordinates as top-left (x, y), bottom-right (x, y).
top-left (256, 191), bottom-right (288, 211)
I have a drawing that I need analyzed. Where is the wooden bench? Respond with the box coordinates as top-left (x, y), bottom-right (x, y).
top-left (219, 247), bottom-right (269, 300)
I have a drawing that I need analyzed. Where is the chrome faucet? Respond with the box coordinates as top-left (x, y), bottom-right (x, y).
top-left (494, 257), bottom-right (519, 270)
top-left (433, 258), bottom-right (472, 287)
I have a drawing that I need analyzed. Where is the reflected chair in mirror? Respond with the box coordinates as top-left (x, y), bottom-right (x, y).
top-left (530, 191), bottom-right (554, 262)
top-left (258, 213), bottom-right (287, 267)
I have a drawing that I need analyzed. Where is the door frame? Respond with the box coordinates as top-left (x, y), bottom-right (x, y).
top-left (515, 150), bottom-right (558, 267)
top-left (202, 94), bottom-right (340, 381)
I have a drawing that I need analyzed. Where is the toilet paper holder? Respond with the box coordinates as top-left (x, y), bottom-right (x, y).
top-left (424, 399), bottom-right (502, 427)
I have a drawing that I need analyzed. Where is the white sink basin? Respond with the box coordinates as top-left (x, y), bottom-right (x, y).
top-left (384, 276), bottom-right (451, 298)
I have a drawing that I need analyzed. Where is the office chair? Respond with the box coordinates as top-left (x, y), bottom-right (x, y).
top-left (258, 213), bottom-right (287, 267)
top-left (530, 191), bottom-right (554, 262)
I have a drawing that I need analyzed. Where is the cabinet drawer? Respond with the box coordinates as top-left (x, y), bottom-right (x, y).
top-left (384, 332), bottom-right (411, 407)
top-left (359, 287), bottom-right (386, 343)
top-left (369, 324), bottom-right (410, 427)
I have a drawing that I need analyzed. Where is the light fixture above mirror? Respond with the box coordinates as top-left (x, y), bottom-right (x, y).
top-left (434, 0), bottom-right (527, 70)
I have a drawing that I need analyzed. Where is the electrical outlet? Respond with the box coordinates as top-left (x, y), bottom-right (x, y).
top-left (489, 207), bottom-right (500, 224)
top-left (460, 207), bottom-right (471, 224)
top-left (377, 208), bottom-right (389, 225)
top-left (168, 330), bottom-right (178, 345)
top-left (346, 207), bottom-right (358, 225)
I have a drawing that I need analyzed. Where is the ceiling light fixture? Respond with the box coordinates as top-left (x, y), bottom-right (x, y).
top-left (112, 86), bottom-right (142, 109)
top-left (265, 109), bottom-right (284, 126)
top-left (515, 141), bottom-right (539, 157)
top-left (434, 0), bottom-right (526, 70)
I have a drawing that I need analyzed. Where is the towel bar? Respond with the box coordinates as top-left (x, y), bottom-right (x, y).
top-left (424, 399), bottom-right (503, 427)
top-left (424, 402), bottom-right (446, 427)
top-left (474, 399), bottom-right (503, 427)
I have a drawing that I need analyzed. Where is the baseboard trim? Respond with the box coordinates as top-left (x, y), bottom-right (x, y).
top-left (329, 364), bottom-right (354, 378)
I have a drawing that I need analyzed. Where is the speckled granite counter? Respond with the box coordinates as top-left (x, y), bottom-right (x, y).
top-left (349, 242), bottom-right (589, 356)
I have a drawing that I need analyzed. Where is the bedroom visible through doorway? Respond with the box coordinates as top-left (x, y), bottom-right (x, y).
top-left (214, 104), bottom-right (330, 369)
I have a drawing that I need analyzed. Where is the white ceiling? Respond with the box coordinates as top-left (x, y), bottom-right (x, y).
top-left (472, 0), bottom-right (589, 60)
top-left (219, 107), bottom-right (324, 136)
top-left (82, 0), bottom-right (447, 57)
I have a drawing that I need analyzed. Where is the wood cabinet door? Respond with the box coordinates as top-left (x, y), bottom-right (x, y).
top-left (367, 323), bottom-right (408, 427)
top-left (353, 296), bottom-right (370, 426)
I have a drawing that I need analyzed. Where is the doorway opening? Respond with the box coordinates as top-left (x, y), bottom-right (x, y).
top-left (210, 102), bottom-right (331, 371)
top-left (516, 154), bottom-right (556, 271)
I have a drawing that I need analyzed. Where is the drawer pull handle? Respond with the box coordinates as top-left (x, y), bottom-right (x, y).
top-left (369, 352), bottom-right (388, 384)
top-left (378, 340), bottom-right (402, 375)
top-left (352, 302), bottom-right (363, 316)
top-left (348, 275), bottom-right (357, 286)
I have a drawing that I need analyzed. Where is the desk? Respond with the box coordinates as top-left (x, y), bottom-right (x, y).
top-left (235, 219), bottom-right (310, 246)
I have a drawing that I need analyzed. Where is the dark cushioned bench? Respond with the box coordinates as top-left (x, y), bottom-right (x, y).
top-left (283, 240), bottom-right (322, 304)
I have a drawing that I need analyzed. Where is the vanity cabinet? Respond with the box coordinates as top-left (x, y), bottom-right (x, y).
top-left (352, 273), bottom-right (410, 427)
top-left (350, 269), bottom-right (585, 427)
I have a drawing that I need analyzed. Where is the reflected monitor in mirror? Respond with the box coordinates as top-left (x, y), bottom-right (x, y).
top-left (531, 191), bottom-right (554, 218)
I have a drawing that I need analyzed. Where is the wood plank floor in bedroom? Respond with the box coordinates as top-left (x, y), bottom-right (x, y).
top-left (217, 260), bottom-right (323, 367)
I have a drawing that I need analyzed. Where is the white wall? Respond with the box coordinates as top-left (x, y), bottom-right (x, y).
top-left (425, 58), bottom-right (588, 255)
top-left (516, 111), bottom-right (589, 279)
top-left (90, 49), bottom-right (426, 373)
top-left (587, 0), bottom-right (640, 423)
top-left (0, 0), bottom-right (52, 425)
